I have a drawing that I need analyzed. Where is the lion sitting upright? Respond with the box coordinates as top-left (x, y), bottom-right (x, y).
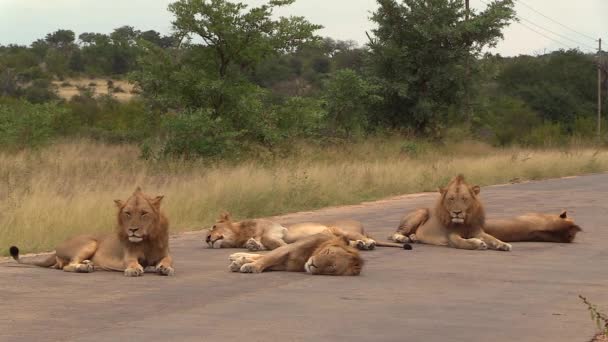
top-left (390, 175), bottom-right (512, 251)
top-left (229, 229), bottom-right (364, 276)
top-left (9, 187), bottom-right (174, 277)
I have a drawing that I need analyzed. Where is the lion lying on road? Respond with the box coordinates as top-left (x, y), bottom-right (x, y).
top-left (9, 187), bottom-right (174, 277)
top-left (229, 230), bottom-right (364, 275)
top-left (390, 175), bottom-right (512, 251)
top-left (483, 211), bottom-right (582, 243)
top-left (205, 212), bottom-right (408, 251)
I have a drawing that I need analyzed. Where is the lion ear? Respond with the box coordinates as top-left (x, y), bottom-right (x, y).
top-left (438, 187), bottom-right (447, 194)
top-left (471, 185), bottom-right (481, 195)
top-left (150, 195), bottom-right (164, 209)
top-left (114, 199), bottom-right (124, 208)
top-left (559, 210), bottom-right (568, 219)
top-left (218, 211), bottom-right (231, 222)
top-left (133, 186), bottom-right (142, 194)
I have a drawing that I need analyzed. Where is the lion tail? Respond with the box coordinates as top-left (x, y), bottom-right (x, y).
top-left (373, 240), bottom-right (413, 250)
top-left (9, 246), bottom-right (57, 267)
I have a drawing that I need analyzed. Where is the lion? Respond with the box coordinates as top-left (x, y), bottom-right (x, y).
top-left (228, 229), bottom-right (364, 275)
top-left (483, 211), bottom-right (582, 243)
top-left (9, 187), bottom-right (174, 277)
top-left (390, 175), bottom-right (512, 251)
top-left (204, 212), bottom-right (409, 251)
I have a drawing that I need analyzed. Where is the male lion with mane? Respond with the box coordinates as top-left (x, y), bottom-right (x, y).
top-left (205, 212), bottom-right (409, 251)
top-left (390, 175), bottom-right (512, 251)
top-left (9, 187), bottom-right (174, 277)
top-left (229, 229), bottom-right (364, 275)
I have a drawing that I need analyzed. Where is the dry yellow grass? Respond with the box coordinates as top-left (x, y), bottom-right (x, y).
top-left (1, 138), bottom-right (607, 255)
top-left (53, 78), bottom-right (136, 102)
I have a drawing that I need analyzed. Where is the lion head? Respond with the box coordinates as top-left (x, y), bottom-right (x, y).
top-left (304, 235), bottom-right (364, 276)
top-left (114, 187), bottom-right (166, 244)
top-left (436, 175), bottom-right (485, 227)
top-left (205, 212), bottom-right (239, 248)
top-left (544, 210), bottom-right (583, 242)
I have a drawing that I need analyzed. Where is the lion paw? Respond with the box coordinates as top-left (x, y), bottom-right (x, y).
top-left (470, 239), bottom-right (488, 250)
top-left (244, 238), bottom-right (264, 251)
top-left (157, 264), bottom-right (175, 276)
top-left (391, 233), bottom-right (410, 243)
top-left (408, 234), bottom-right (418, 243)
top-left (355, 239), bottom-right (376, 250)
top-left (124, 265), bottom-right (144, 277)
top-left (497, 243), bottom-right (512, 252)
top-left (240, 263), bottom-right (262, 273)
top-left (229, 260), bottom-right (243, 272)
top-left (75, 260), bottom-right (95, 273)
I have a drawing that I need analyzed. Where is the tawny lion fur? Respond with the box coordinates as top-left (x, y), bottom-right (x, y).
top-left (228, 229), bottom-right (364, 276)
top-left (391, 175), bottom-right (512, 251)
top-left (204, 213), bottom-right (405, 251)
top-left (483, 211), bottom-right (581, 243)
top-left (10, 187), bottom-right (174, 277)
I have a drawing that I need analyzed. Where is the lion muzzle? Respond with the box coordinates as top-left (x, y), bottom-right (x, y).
top-left (450, 211), bottom-right (465, 224)
top-left (127, 227), bottom-right (144, 242)
top-left (304, 258), bottom-right (317, 274)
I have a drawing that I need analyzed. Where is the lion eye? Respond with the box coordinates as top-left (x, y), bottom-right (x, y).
top-left (124, 211), bottom-right (131, 217)
top-left (141, 211), bottom-right (148, 217)
top-left (448, 197), bottom-right (455, 201)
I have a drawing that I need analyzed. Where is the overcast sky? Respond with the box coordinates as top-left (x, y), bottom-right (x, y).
top-left (0, 0), bottom-right (605, 56)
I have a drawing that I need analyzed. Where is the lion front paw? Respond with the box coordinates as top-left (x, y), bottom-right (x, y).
top-left (75, 260), bottom-right (95, 273)
top-left (157, 264), bottom-right (175, 276)
top-left (391, 233), bottom-right (410, 243)
top-left (469, 238), bottom-right (487, 250)
top-left (124, 265), bottom-right (144, 277)
top-left (408, 234), bottom-right (418, 243)
top-left (240, 263), bottom-right (262, 273)
top-left (496, 243), bottom-right (512, 252)
top-left (355, 239), bottom-right (376, 250)
top-left (244, 238), bottom-right (264, 251)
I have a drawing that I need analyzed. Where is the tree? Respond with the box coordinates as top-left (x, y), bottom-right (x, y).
top-left (367, 0), bottom-right (515, 134)
top-left (168, 0), bottom-right (322, 80)
top-left (45, 29), bottom-right (76, 50)
top-left (324, 69), bottom-right (379, 137)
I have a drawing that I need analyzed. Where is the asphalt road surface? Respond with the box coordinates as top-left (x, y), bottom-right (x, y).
top-left (1, 174), bottom-right (607, 342)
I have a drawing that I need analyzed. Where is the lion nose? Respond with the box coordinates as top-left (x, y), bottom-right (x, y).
top-left (129, 228), bottom-right (138, 233)
top-left (453, 210), bottom-right (462, 215)
top-left (206, 235), bottom-right (211, 243)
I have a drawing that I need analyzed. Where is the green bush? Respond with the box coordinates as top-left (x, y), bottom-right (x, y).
top-left (160, 109), bottom-right (242, 159)
top-left (0, 99), bottom-right (64, 149)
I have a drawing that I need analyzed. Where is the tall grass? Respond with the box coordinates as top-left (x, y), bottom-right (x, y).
top-left (1, 138), bottom-right (607, 255)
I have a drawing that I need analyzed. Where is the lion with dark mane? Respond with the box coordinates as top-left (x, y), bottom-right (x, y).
top-left (229, 229), bottom-right (364, 275)
top-left (9, 188), bottom-right (174, 277)
top-left (390, 175), bottom-right (512, 251)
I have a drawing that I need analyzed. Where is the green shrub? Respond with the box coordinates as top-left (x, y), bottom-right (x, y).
top-left (160, 108), bottom-right (242, 159)
top-left (0, 99), bottom-right (64, 149)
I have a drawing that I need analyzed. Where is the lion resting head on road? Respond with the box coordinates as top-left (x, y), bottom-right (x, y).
top-left (10, 187), bottom-right (174, 277)
top-left (204, 212), bottom-right (287, 250)
top-left (484, 210), bottom-right (582, 243)
top-left (228, 230), bottom-right (364, 276)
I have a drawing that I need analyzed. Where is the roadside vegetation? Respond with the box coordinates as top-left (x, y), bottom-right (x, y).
top-left (1, 139), bottom-right (607, 255)
top-left (0, 0), bottom-right (607, 255)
